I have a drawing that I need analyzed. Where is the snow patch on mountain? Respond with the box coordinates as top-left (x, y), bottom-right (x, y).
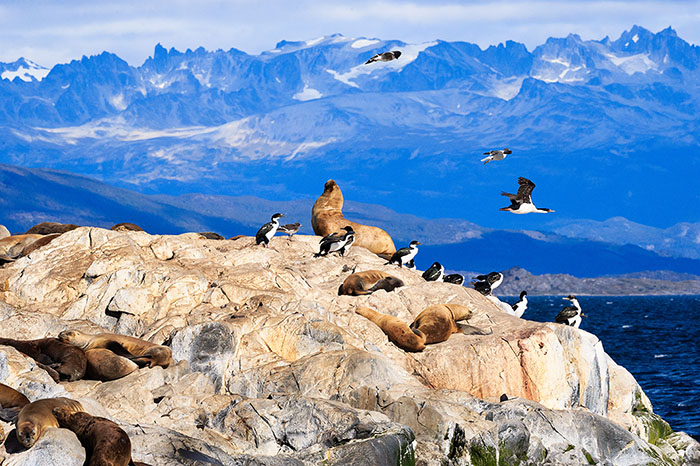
top-left (606, 53), bottom-right (657, 75)
top-left (293, 84), bottom-right (323, 101)
top-left (351, 39), bottom-right (380, 49)
top-left (1, 59), bottom-right (49, 82)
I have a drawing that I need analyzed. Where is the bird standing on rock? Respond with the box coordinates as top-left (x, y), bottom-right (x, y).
top-left (388, 241), bottom-right (420, 267)
top-left (443, 274), bottom-right (465, 285)
top-left (422, 262), bottom-right (444, 282)
top-left (555, 295), bottom-right (585, 328)
top-left (481, 148), bottom-right (512, 164)
top-left (278, 222), bottom-right (301, 240)
top-left (256, 213), bottom-right (285, 247)
top-left (472, 272), bottom-right (504, 291)
top-left (511, 291), bottom-right (528, 318)
top-left (315, 226), bottom-right (355, 257)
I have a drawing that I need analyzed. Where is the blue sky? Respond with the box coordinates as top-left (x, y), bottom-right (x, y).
top-left (2, 0), bottom-right (699, 66)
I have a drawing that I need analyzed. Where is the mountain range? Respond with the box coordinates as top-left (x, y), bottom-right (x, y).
top-left (1, 25), bottom-right (699, 275)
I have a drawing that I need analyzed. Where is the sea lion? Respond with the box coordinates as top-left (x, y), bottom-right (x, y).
top-left (84, 348), bottom-right (139, 381)
top-left (0, 234), bottom-right (43, 256)
top-left (0, 337), bottom-right (87, 382)
top-left (198, 232), bottom-right (224, 240)
top-left (0, 382), bottom-right (29, 409)
top-left (15, 397), bottom-right (84, 448)
top-left (111, 223), bottom-right (144, 232)
top-left (339, 270), bottom-right (404, 296)
top-left (24, 222), bottom-right (79, 235)
top-left (409, 303), bottom-right (487, 344)
top-left (10, 233), bottom-right (61, 259)
top-left (53, 407), bottom-right (133, 466)
top-left (356, 307), bottom-right (426, 352)
top-left (58, 331), bottom-right (172, 368)
top-left (311, 180), bottom-right (396, 257)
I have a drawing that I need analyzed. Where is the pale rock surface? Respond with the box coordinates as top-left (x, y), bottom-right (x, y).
top-left (0, 226), bottom-right (9, 241)
top-left (0, 227), bottom-right (697, 465)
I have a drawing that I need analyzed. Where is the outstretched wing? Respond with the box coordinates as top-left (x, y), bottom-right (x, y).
top-left (515, 177), bottom-right (536, 203)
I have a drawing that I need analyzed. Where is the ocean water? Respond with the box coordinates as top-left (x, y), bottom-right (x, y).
top-left (504, 295), bottom-right (700, 440)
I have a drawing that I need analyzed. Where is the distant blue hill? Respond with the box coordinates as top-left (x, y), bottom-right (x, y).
top-left (0, 25), bottom-right (699, 229)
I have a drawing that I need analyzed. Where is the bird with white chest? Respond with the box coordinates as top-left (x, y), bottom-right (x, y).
top-left (555, 295), bottom-right (585, 328)
top-left (510, 291), bottom-right (528, 318)
top-left (481, 148), bottom-right (512, 164)
top-left (388, 241), bottom-right (420, 267)
top-left (500, 177), bottom-right (555, 214)
top-left (256, 213), bottom-right (285, 247)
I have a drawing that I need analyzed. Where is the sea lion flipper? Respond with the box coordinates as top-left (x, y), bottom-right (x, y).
top-left (457, 323), bottom-right (492, 336)
top-left (0, 406), bottom-right (20, 423)
top-left (36, 362), bottom-right (61, 382)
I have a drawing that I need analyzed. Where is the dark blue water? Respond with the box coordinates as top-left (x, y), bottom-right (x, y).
top-left (503, 295), bottom-right (700, 440)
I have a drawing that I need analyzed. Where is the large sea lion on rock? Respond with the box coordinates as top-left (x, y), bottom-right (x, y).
top-left (0, 337), bottom-right (87, 382)
top-left (356, 307), bottom-right (426, 352)
top-left (84, 348), bottom-right (139, 381)
top-left (410, 303), bottom-right (490, 344)
top-left (59, 330), bottom-right (172, 368)
top-left (339, 270), bottom-right (404, 296)
top-left (312, 180), bottom-right (396, 257)
top-left (53, 407), bottom-right (137, 466)
top-left (24, 222), bottom-right (79, 235)
top-left (14, 397), bottom-right (84, 448)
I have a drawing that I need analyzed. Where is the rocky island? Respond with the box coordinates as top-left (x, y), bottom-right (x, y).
top-left (1, 227), bottom-right (699, 465)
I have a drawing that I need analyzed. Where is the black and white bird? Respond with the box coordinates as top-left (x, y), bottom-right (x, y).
top-left (387, 240), bottom-right (420, 267)
top-left (555, 295), bottom-right (585, 328)
top-left (443, 273), bottom-right (465, 285)
top-left (315, 226), bottom-right (355, 257)
top-left (473, 280), bottom-right (492, 296)
top-left (422, 262), bottom-right (444, 282)
top-left (500, 177), bottom-right (555, 214)
top-left (255, 213), bottom-right (285, 247)
top-left (404, 259), bottom-right (416, 270)
top-left (481, 148), bottom-right (512, 164)
top-left (473, 272), bottom-right (503, 291)
top-left (278, 222), bottom-right (301, 239)
top-left (365, 50), bottom-right (401, 64)
top-left (511, 291), bottom-right (528, 318)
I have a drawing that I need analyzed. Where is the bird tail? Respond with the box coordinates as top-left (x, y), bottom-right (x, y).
top-left (364, 59), bottom-right (374, 65)
top-left (481, 156), bottom-right (491, 164)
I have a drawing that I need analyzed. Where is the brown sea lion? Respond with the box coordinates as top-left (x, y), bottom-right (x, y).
top-left (10, 233), bottom-right (61, 258)
top-left (356, 307), bottom-right (426, 352)
top-left (111, 223), bottom-right (144, 232)
top-left (311, 180), bottom-right (396, 256)
top-left (410, 303), bottom-right (487, 344)
top-left (84, 348), bottom-right (139, 381)
top-left (58, 331), bottom-right (172, 368)
top-left (0, 382), bottom-right (30, 409)
top-left (0, 234), bottom-right (43, 256)
top-left (198, 232), bottom-right (224, 240)
top-left (0, 337), bottom-right (87, 382)
top-left (15, 397), bottom-right (84, 448)
top-left (53, 407), bottom-right (133, 466)
top-left (24, 222), bottom-right (79, 235)
top-left (338, 270), bottom-right (404, 296)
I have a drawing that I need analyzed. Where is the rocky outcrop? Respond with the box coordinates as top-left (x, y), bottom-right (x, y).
top-left (0, 227), bottom-right (697, 465)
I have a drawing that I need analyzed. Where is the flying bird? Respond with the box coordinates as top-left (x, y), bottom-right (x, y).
top-left (500, 177), bottom-right (555, 214)
top-left (315, 226), bottom-right (355, 257)
top-left (365, 50), bottom-right (402, 64)
top-left (511, 291), bottom-right (528, 318)
top-left (387, 240), bottom-right (420, 267)
top-left (481, 148), bottom-right (512, 164)
top-left (256, 213), bottom-right (285, 247)
top-left (422, 262), bottom-right (444, 282)
top-left (554, 295), bottom-right (585, 328)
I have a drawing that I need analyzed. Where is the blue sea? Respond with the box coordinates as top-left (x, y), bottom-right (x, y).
top-left (504, 295), bottom-right (700, 440)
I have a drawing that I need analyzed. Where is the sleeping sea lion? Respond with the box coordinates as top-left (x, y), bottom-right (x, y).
top-left (0, 234), bottom-right (43, 256)
top-left (15, 397), bottom-right (84, 448)
top-left (311, 180), bottom-right (396, 257)
top-left (0, 382), bottom-right (30, 409)
top-left (53, 407), bottom-right (134, 466)
top-left (197, 232), bottom-right (224, 240)
top-left (111, 223), bottom-right (144, 232)
top-left (58, 331), bottom-right (172, 368)
top-left (84, 348), bottom-right (139, 381)
top-left (0, 337), bottom-right (87, 382)
top-left (24, 222), bottom-right (79, 235)
top-left (10, 233), bottom-right (61, 258)
top-left (338, 270), bottom-right (404, 296)
top-left (410, 303), bottom-right (488, 344)
top-left (356, 307), bottom-right (426, 352)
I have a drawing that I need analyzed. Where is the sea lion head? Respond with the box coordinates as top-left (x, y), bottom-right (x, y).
top-left (17, 420), bottom-right (37, 448)
top-left (323, 179), bottom-right (339, 194)
top-left (57, 330), bottom-right (86, 347)
top-left (379, 276), bottom-right (404, 292)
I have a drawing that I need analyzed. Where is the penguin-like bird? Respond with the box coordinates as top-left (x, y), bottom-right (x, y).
top-left (472, 272), bottom-right (503, 291)
top-left (387, 241), bottom-right (420, 267)
top-left (443, 273), bottom-right (465, 285)
top-left (481, 148), bottom-right (512, 164)
top-left (315, 226), bottom-right (355, 257)
top-left (473, 281), bottom-right (492, 296)
top-left (365, 50), bottom-right (401, 64)
top-left (555, 295), bottom-right (585, 328)
top-left (422, 262), bottom-right (444, 282)
top-left (500, 177), bottom-right (554, 214)
top-left (278, 222), bottom-right (301, 239)
top-left (511, 291), bottom-right (528, 318)
top-left (256, 213), bottom-right (285, 247)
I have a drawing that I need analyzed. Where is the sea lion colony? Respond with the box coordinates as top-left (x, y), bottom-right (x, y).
top-left (0, 179), bottom-right (575, 462)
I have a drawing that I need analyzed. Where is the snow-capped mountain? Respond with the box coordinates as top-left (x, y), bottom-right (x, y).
top-left (0, 58), bottom-right (49, 82)
top-left (0, 25), bottom-right (699, 228)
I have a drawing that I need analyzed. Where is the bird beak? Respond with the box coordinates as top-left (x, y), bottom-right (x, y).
top-left (417, 242), bottom-right (422, 245)
top-left (581, 312), bottom-right (587, 317)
